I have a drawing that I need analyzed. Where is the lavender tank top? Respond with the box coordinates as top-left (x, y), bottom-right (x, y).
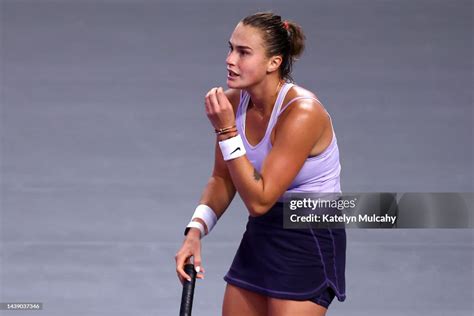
top-left (235, 82), bottom-right (342, 200)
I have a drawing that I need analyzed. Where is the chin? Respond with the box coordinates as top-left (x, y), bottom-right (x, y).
top-left (227, 79), bottom-right (249, 90)
top-left (226, 80), bottom-right (240, 89)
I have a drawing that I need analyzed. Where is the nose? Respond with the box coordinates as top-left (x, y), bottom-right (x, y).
top-left (226, 50), bottom-right (236, 66)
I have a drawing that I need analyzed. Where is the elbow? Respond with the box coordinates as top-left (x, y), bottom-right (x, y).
top-left (244, 182), bottom-right (276, 217)
top-left (247, 201), bottom-right (273, 218)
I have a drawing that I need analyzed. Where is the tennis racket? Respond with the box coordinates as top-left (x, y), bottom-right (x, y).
top-left (179, 263), bottom-right (197, 316)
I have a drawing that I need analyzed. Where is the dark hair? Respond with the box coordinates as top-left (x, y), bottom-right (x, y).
top-left (241, 12), bottom-right (305, 82)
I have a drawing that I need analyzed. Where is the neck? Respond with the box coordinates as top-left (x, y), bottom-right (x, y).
top-left (246, 77), bottom-right (285, 117)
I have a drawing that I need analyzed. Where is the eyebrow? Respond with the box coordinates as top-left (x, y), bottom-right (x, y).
top-left (228, 41), bottom-right (253, 51)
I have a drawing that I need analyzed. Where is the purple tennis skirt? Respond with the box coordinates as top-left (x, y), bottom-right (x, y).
top-left (223, 202), bottom-right (346, 308)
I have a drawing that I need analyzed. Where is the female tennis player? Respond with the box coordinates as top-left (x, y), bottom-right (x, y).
top-left (175, 12), bottom-right (346, 316)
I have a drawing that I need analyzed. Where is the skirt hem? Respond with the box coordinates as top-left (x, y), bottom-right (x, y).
top-left (223, 274), bottom-right (346, 303)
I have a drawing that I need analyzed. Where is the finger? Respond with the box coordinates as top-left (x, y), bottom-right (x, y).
top-left (176, 253), bottom-right (192, 282)
top-left (206, 88), bottom-right (218, 114)
top-left (177, 272), bottom-right (184, 285)
top-left (193, 248), bottom-right (203, 275)
top-left (177, 265), bottom-right (191, 282)
top-left (205, 92), bottom-right (213, 114)
top-left (205, 88), bottom-right (215, 98)
top-left (208, 87), bottom-right (220, 112)
top-left (216, 87), bottom-right (229, 107)
top-left (196, 266), bottom-right (206, 279)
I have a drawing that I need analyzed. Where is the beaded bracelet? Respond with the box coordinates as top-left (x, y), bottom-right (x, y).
top-left (214, 125), bottom-right (236, 134)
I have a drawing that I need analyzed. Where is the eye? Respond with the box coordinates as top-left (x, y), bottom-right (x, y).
top-left (227, 43), bottom-right (250, 56)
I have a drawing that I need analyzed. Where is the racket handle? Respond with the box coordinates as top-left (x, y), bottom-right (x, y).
top-left (179, 263), bottom-right (197, 316)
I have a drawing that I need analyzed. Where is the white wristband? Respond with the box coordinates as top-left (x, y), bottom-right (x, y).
top-left (185, 204), bottom-right (218, 238)
top-left (219, 134), bottom-right (246, 161)
top-left (185, 221), bottom-right (205, 238)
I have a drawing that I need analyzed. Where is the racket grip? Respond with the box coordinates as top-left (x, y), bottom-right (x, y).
top-left (179, 263), bottom-right (197, 316)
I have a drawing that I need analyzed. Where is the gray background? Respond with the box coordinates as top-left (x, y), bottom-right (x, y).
top-left (0, 0), bottom-right (472, 315)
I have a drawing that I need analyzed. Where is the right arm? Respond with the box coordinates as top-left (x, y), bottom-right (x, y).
top-left (195, 140), bottom-right (237, 225)
top-left (175, 89), bottom-right (239, 283)
top-left (185, 139), bottom-right (237, 238)
top-left (186, 88), bottom-right (240, 236)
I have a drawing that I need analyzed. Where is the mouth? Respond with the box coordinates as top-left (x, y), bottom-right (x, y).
top-left (227, 69), bottom-right (239, 78)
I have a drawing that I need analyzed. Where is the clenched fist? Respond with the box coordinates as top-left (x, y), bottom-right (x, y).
top-left (205, 87), bottom-right (235, 130)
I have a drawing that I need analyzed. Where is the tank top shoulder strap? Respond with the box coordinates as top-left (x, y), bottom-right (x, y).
top-left (277, 93), bottom-right (337, 138)
top-left (267, 82), bottom-right (294, 126)
top-left (236, 89), bottom-right (247, 122)
top-left (237, 89), bottom-right (243, 114)
top-left (277, 95), bottom-right (322, 117)
top-left (255, 82), bottom-right (294, 144)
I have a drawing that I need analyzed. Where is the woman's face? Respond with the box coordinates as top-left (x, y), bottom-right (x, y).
top-left (226, 23), bottom-right (270, 89)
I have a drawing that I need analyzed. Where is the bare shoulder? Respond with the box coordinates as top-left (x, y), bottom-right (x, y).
top-left (271, 84), bottom-right (333, 155)
top-left (224, 88), bottom-right (241, 113)
top-left (287, 84), bottom-right (318, 98)
top-left (279, 84), bottom-right (327, 120)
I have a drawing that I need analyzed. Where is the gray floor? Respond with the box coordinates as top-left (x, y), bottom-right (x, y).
top-left (1, 0), bottom-right (473, 315)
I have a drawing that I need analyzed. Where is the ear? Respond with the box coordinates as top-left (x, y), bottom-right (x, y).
top-left (266, 55), bottom-right (283, 74)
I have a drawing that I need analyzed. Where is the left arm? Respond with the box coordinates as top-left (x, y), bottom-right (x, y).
top-left (206, 87), bottom-right (328, 217)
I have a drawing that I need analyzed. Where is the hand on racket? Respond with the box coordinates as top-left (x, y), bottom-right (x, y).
top-left (179, 263), bottom-right (197, 316)
top-left (175, 228), bottom-right (206, 285)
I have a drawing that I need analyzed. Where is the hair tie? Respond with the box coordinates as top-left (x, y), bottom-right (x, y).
top-left (283, 20), bottom-right (289, 30)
